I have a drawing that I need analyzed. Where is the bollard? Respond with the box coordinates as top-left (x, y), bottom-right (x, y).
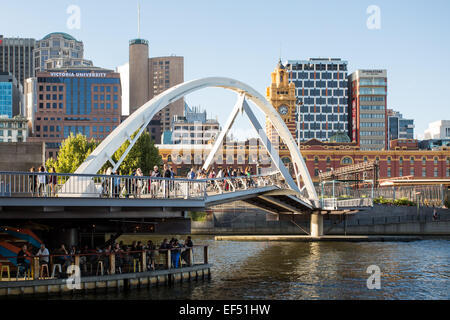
top-left (189, 248), bottom-right (193, 267)
top-left (141, 251), bottom-right (147, 272)
top-left (204, 246), bottom-right (208, 265)
top-left (109, 254), bottom-right (115, 275)
top-left (33, 257), bottom-right (39, 280)
top-left (166, 249), bottom-right (171, 269)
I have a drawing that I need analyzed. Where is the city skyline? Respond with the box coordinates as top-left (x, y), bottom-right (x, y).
top-left (1, 0), bottom-right (449, 139)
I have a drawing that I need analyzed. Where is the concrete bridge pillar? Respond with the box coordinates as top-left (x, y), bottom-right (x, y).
top-left (310, 212), bottom-right (323, 237)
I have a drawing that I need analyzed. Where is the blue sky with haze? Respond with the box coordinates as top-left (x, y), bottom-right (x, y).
top-left (2, 0), bottom-right (449, 139)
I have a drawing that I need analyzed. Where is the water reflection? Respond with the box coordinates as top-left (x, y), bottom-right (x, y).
top-left (35, 238), bottom-right (450, 300)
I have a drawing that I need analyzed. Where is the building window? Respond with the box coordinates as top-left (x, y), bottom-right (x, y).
top-left (399, 168), bottom-right (403, 177)
top-left (387, 157), bottom-right (391, 165)
top-left (314, 157), bottom-right (319, 165)
top-left (314, 169), bottom-right (319, 176)
top-left (410, 157), bottom-right (414, 165)
top-left (399, 157), bottom-right (403, 165)
top-left (363, 156), bottom-right (368, 162)
top-left (434, 157), bottom-right (438, 165)
top-left (326, 157), bottom-right (331, 164)
top-left (422, 157), bottom-right (426, 165)
top-left (341, 157), bottom-right (353, 165)
top-left (410, 168), bottom-right (415, 176)
top-left (434, 168), bottom-right (438, 177)
top-left (387, 168), bottom-right (391, 177)
top-left (422, 168), bottom-right (427, 177)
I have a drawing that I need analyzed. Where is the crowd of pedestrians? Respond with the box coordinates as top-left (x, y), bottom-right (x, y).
top-left (26, 162), bottom-right (259, 198)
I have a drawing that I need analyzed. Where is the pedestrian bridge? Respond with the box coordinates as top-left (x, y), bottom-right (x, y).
top-left (0, 171), bottom-right (316, 217)
top-left (0, 171), bottom-right (372, 219)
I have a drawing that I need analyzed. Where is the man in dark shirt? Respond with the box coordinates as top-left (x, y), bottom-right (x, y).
top-left (17, 244), bottom-right (30, 277)
top-left (181, 236), bottom-right (194, 265)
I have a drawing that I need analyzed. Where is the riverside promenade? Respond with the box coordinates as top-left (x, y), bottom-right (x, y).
top-left (0, 246), bottom-right (211, 297)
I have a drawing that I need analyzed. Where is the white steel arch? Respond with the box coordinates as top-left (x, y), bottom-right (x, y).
top-left (74, 77), bottom-right (319, 204)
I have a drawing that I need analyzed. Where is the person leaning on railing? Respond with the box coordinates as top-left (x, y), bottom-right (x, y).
top-left (49, 167), bottom-right (58, 197)
top-left (29, 167), bottom-right (38, 196)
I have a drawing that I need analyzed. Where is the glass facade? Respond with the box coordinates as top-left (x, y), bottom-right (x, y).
top-left (0, 82), bottom-right (12, 117)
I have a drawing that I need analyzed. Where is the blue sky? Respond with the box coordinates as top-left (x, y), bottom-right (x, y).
top-left (2, 0), bottom-right (450, 139)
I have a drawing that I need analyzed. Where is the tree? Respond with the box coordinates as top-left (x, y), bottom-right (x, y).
top-left (112, 131), bottom-right (162, 175)
top-left (46, 133), bottom-right (99, 173)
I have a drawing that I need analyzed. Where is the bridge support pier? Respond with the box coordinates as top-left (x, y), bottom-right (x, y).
top-left (310, 212), bottom-right (323, 237)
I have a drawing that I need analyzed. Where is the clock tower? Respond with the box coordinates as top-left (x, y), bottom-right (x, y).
top-left (266, 60), bottom-right (298, 150)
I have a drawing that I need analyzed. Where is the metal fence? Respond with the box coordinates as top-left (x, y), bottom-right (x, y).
top-left (319, 182), bottom-right (448, 207)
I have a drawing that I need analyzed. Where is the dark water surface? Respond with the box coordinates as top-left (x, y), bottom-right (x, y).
top-left (62, 237), bottom-right (449, 300)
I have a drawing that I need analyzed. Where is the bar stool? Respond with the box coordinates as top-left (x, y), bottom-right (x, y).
top-left (51, 264), bottom-right (62, 278)
top-left (96, 261), bottom-right (104, 275)
top-left (16, 265), bottom-right (31, 280)
top-left (40, 264), bottom-right (49, 278)
top-left (133, 259), bottom-right (141, 272)
top-left (0, 264), bottom-right (11, 281)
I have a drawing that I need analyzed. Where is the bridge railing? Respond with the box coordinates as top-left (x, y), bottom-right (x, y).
top-left (0, 171), bottom-right (286, 200)
top-left (0, 171), bottom-right (208, 199)
top-left (204, 172), bottom-right (286, 195)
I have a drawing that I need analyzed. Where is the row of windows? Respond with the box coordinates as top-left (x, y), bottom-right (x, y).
top-left (93, 86), bottom-right (118, 93)
top-left (361, 114), bottom-right (385, 119)
top-left (360, 96), bottom-right (385, 102)
top-left (39, 94), bottom-right (64, 100)
top-left (359, 88), bottom-right (386, 95)
top-left (299, 106), bottom-right (348, 114)
top-left (299, 123), bottom-right (347, 131)
top-left (360, 131), bottom-right (385, 136)
top-left (39, 85), bottom-right (64, 92)
top-left (290, 63), bottom-right (347, 71)
top-left (388, 168), bottom-right (444, 178)
top-left (301, 114), bottom-right (347, 122)
top-left (359, 79), bottom-right (387, 86)
top-left (291, 72), bottom-right (348, 81)
top-left (360, 122), bottom-right (385, 127)
top-left (293, 80), bottom-right (347, 89)
top-left (361, 139), bottom-right (385, 145)
top-left (360, 105), bottom-right (385, 111)
top-left (298, 97), bottom-right (348, 105)
top-left (93, 94), bottom-right (119, 101)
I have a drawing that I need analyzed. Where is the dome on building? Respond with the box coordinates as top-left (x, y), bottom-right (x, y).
top-left (42, 32), bottom-right (77, 41)
top-left (329, 131), bottom-right (351, 143)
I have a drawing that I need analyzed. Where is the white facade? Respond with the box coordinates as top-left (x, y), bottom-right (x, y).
top-left (424, 120), bottom-right (450, 139)
top-left (0, 115), bottom-right (28, 142)
top-left (116, 63), bottom-right (130, 116)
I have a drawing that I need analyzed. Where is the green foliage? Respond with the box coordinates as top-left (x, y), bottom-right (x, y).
top-left (373, 196), bottom-right (416, 206)
top-left (112, 131), bottom-right (162, 175)
top-left (46, 133), bottom-right (99, 173)
top-left (189, 211), bottom-right (207, 222)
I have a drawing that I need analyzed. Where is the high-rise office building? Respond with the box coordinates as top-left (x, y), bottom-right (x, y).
top-left (285, 58), bottom-right (349, 143)
top-left (25, 69), bottom-right (121, 159)
top-left (128, 38), bottom-right (184, 143)
top-left (348, 69), bottom-right (388, 150)
top-left (0, 72), bottom-right (23, 117)
top-left (387, 109), bottom-right (414, 146)
top-left (34, 32), bottom-right (93, 73)
top-left (0, 35), bottom-right (35, 87)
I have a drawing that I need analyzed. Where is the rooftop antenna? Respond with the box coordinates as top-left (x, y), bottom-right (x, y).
top-left (137, 1), bottom-right (141, 39)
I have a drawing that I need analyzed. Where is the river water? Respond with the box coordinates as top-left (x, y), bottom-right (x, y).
top-left (64, 236), bottom-right (449, 300)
